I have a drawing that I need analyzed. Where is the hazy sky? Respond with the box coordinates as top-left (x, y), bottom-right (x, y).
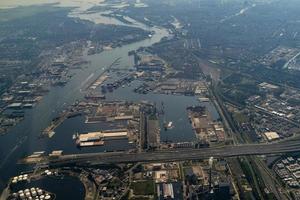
top-left (0, 0), bottom-right (105, 9)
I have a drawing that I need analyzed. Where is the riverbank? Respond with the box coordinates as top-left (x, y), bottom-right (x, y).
top-left (0, 1), bottom-right (170, 193)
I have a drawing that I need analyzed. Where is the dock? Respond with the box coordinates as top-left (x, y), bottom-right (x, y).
top-left (41, 111), bottom-right (69, 138)
top-left (86, 57), bottom-right (121, 90)
top-left (75, 130), bottom-right (128, 147)
top-left (77, 130), bottom-right (128, 141)
top-left (89, 75), bottom-right (108, 90)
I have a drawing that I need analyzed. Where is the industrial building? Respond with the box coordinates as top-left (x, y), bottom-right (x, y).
top-left (264, 131), bottom-right (280, 142)
top-left (76, 130), bottom-right (128, 147)
top-left (156, 182), bottom-right (183, 200)
top-left (162, 183), bottom-right (174, 199)
top-left (274, 156), bottom-right (300, 188)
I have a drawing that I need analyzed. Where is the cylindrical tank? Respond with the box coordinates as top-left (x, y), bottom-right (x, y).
top-left (25, 191), bottom-right (31, 197)
top-left (37, 189), bottom-right (43, 195)
top-left (19, 193), bottom-right (25, 199)
top-left (32, 191), bottom-right (37, 197)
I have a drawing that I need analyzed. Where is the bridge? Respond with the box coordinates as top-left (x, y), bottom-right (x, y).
top-left (22, 139), bottom-right (300, 166)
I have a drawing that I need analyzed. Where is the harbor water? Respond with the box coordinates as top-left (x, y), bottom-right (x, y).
top-left (0, 1), bottom-right (219, 197)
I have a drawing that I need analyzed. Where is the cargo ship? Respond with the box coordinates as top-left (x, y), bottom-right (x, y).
top-left (78, 141), bottom-right (105, 147)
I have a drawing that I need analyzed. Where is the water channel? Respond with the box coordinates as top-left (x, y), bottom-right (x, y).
top-left (0, 1), bottom-right (169, 191)
top-left (0, 1), bottom-right (219, 196)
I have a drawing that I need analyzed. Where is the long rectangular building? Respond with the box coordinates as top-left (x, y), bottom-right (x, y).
top-left (78, 130), bottom-right (128, 142)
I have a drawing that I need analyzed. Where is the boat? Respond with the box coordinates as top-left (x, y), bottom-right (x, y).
top-left (167, 121), bottom-right (173, 129)
top-left (198, 97), bottom-right (210, 102)
top-left (78, 141), bottom-right (105, 147)
top-left (164, 121), bottom-right (174, 130)
top-left (72, 133), bottom-right (78, 140)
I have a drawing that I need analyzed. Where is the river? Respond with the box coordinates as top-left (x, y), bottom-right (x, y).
top-left (0, 1), bottom-right (219, 196)
top-left (0, 1), bottom-right (168, 192)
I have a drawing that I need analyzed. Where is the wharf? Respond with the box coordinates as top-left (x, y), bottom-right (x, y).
top-left (41, 111), bottom-right (69, 138)
top-left (77, 130), bottom-right (128, 142)
top-left (86, 57), bottom-right (121, 90)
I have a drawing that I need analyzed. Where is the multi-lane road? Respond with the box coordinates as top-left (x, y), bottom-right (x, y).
top-left (29, 139), bottom-right (300, 166)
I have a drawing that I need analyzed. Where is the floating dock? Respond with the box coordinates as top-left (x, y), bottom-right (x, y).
top-left (198, 97), bottom-right (210, 102)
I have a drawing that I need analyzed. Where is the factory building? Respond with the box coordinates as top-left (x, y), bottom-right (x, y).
top-left (76, 130), bottom-right (128, 147)
top-left (264, 131), bottom-right (280, 141)
top-left (163, 183), bottom-right (174, 199)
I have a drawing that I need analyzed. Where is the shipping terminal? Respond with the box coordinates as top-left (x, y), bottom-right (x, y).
top-left (74, 130), bottom-right (128, 147)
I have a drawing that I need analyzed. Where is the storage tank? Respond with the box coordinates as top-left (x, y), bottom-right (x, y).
top-left (37, 189), bottom-right (43, 195)
top-left (25, 191), bottom-right (31, 197)
top-left (32, 191), bottom-right (37, 197)
top-left (19, 193), bottom-right (25, 199)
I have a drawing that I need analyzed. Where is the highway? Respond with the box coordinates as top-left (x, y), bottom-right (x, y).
top-left (29, 139), bottom-right (300, 166)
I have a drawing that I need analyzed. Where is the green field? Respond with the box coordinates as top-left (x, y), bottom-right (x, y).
top-left (131, 180), bottom-right (155, 195)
